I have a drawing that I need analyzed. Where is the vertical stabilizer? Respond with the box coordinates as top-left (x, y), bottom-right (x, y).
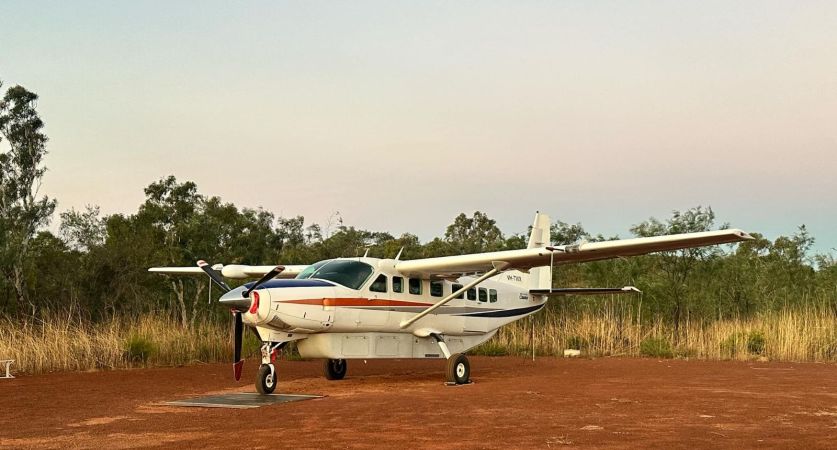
top-left (528, 212), bottom-right (552, 290)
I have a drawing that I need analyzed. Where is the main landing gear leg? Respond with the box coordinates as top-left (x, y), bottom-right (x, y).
top-left (256, 342), bottom-right (284, 395)
top-left (432, 334), bottom-right (471, 385)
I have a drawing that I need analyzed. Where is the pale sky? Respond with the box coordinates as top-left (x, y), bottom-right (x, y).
top-left (1, 1), bottom-right (836, 253)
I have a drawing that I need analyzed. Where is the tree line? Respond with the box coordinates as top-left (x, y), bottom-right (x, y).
top-left (2, 81), bottom-right (835, 329)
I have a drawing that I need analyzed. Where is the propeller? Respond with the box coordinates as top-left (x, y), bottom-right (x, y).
top-left (243, 265), bottom-right (285, 297)
top-left (197, 260), bottom-right (245, 380)
top-left (195, 260), bottom-right (282, 382)
top-left (233, 310), bottom-right (244, 381)
top-left (198, 260), bottom-right (285, 381)
top-left (197, 260), bottom-right (231, 293)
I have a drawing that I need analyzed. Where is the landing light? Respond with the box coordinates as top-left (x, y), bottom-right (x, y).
top-left (249, 291), bottom-right (260, 314)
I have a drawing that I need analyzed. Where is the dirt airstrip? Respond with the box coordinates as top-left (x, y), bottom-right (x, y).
top-left (2, 356), bottom-right (837, 449)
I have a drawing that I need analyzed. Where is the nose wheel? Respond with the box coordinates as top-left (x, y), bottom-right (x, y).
top-left (256, 364), bottom-right (276, 394)
top-left (324, 358), bottom-right (347, 380)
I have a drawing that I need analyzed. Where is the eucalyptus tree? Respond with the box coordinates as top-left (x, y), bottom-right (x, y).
top-left (0, 81), bottom-right (57, 312)
top-left (630, 206), bottom-right (722, 329)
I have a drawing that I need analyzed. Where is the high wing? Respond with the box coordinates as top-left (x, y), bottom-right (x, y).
top-left (148, 264), bottom-right (308, 279)
top-left (394, 229), bottom-right (753, 278)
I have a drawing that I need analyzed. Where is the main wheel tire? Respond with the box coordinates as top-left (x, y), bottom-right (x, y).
top-left (324, 358), bottom-right (347, 380)
top-left (256, 364), bottom-right (277, 395)
top-left (446, 353), bottom-right (470, 384)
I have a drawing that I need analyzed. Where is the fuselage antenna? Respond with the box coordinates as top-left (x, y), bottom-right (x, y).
top-left (394, 246), bottom-right (404, 261)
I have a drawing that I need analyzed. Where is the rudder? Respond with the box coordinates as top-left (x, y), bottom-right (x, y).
top-left (527, 212), bottom-right (552, 290)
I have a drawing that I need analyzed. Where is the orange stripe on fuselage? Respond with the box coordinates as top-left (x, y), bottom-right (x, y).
top-left (282, 298), bottom-right (433, 307)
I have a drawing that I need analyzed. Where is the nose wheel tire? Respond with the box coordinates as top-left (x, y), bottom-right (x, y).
top-left (256, 364), bottom-right (276, 394)
top-left (324, 358), bottom-right (347, 380)
top-left (446, 353), bottom-right (470, 384)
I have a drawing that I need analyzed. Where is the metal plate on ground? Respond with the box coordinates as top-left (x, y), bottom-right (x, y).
top-left (165, 393), bottom-right (324, 409)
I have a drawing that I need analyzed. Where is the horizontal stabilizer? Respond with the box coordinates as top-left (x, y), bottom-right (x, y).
top-left (530, 286), bottom-right (641, 296)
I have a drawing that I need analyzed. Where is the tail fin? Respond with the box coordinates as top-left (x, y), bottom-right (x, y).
top-left (528, 212), bottom-right (552, 290)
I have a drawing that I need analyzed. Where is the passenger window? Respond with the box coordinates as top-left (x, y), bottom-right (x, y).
top-left (478, 288), bottom-right (488, 302)
top-left (370, 274), bottom-right (387, 293)
top-left (409, 278), bottom-right (422, 295)
top-left (489, 289), bottom-right (498, 303)
top-left (467, 288), bottom-right (476, 301)
top-left (392, 276), bottom-right (403, 293)
top-left (452, 283), bottom-right (464, 299)
top-left (430, 281), bottom-right (443, 297)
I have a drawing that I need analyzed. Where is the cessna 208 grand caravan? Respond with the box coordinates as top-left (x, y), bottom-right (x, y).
top-left (150, 212), bottom-right (752, 394)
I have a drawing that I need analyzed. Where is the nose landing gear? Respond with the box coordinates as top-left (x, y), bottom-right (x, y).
top-left (256, 363), bottom-right (276, 394)
top-left (255, 341), bottom-right (285, 395)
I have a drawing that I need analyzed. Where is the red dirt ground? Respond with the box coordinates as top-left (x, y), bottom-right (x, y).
top-left (2, 357), bottom-right (837, 449)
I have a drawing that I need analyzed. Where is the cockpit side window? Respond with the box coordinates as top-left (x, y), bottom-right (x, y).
top-left (370, 274), bottom-right (387, 293)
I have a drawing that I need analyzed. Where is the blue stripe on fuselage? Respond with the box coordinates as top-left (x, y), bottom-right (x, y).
top-left (455, 304), bottom-right (545, 318)
top-left (244, 279), bottom-right (333, 289)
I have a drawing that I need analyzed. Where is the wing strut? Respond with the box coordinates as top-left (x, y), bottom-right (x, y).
top-left (399, 261), bottom-right (510, 329)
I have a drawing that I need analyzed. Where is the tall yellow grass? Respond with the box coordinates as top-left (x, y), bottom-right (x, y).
top-left (0, 313), bottom-right (257, 374)
top-left (487, 303), bottom-right (837, 362)
top-left (2, 305), bottom-right (836, 374)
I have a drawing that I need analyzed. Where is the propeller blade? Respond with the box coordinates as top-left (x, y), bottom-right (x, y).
top-left (197, 260), bottom-right (232, 293)
top-left (233, 311), bottom-right (244, 381)
top-left (243, 265), bottom-right (285, 297)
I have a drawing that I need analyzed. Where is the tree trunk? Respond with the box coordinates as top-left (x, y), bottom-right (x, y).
top-left (171, 279), bottom-right (188, 328)
top-left (12, 263), bottom-right (28, 310)
top-left (189, 281), bottom-right (206, 329)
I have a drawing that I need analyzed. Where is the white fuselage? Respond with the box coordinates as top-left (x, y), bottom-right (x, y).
top-left (223, 257), bottom-right (547, 360)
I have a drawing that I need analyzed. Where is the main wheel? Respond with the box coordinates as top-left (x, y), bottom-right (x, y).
top-left (324, 358), bottom-right (347, 380)
top-left (256, 364), bottom-right (276, 394)
top-left (446, 353), bottom-right (470, 384)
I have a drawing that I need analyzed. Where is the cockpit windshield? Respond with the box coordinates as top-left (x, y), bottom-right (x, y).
top-left (295, 259), bottom-right (374, 290)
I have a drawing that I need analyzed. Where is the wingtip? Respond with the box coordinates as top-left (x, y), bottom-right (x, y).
top-left (737, 230), bottom-right (755, 240)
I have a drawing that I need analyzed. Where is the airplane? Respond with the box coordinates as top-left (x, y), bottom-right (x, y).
top-left (149, 212), bottom-right (753, 394)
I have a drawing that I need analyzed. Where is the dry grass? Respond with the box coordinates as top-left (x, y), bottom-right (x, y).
top-left (0, 312), bottom-right (258, 374)
top-left (3, 305), bottom-right (837, 374)
top-left (482, 303), bottom-right (837, 362)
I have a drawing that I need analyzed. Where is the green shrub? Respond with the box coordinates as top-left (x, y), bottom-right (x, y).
top-left (747, 331), bottom-right (766, 355)
top-left (472, 342), bottom-right (508, 356)
top-left (124, 335), bottom-right (156, 364)
top-left (640, 337), bottom-right (674, 358)
top-left (720, 332), bottom-right (743, 357)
